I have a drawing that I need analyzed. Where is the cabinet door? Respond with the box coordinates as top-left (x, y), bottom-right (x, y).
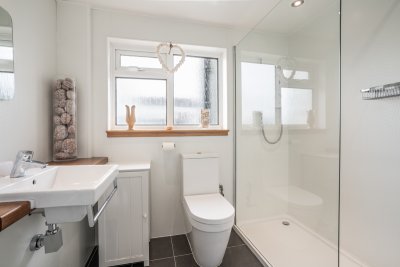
top-left (99, 171), bottom-right (149, 267)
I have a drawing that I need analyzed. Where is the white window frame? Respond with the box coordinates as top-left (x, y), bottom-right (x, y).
top-left (108, 38), bottom-right (226, 131)
top-left (239, 51), bottom-right (322, 130)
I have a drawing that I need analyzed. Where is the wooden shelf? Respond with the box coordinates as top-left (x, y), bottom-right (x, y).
top-left (48, 157), bottom-right (108, 166)
top-left (0, 201), bottom-right (31, 231)
top-left (106, 129), bottom-right (229, 137)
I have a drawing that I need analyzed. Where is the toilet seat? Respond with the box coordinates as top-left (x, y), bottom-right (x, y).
top-left (183, 193), bottom-right (234, 232)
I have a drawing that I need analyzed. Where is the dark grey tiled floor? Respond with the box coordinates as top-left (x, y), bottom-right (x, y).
top-left (150, 236), bottom-right (174, 260)
top-left (172, 234), bottom-right (191, 256)
top-left (148, 230), bottom-right (263, 267)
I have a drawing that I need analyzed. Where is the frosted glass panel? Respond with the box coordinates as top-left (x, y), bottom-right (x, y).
top-left (0, 7), bottom-right (14, 100)
top-left (173, 56), bottom-right (218, 125)
top-left (283, 69), bottom-right (309, 80)
top-left (0, 72), bottom-right (14, 100)
top-left (120, 55), bottom-right (162, 69)
top-left (281, 87), bottom-right (312, 125)
top-left (0, 46), bottom-right (13, 72)
top-left (0, 46), bottom-right (13, 61)
top-left (241, 62), bottom-right (275, 125)
top-left (116, 78), bottom-right (166, 125)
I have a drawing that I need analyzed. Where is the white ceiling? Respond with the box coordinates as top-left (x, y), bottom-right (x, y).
top-left (254, 0), bottom-right (338, 34)
top-left (62, 0), bottom-right (282, 29)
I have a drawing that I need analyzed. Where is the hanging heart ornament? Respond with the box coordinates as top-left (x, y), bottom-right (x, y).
top-left (156, 42), bottom-right (185, 73)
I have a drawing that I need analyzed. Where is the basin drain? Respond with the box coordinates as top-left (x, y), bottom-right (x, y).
top-left (282, 221), bottom-right (290, 226)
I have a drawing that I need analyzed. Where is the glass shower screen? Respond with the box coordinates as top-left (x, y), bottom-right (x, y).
top-left (234, 0), bottom-right (341, 266)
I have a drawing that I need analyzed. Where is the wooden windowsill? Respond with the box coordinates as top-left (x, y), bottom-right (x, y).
top-left (106, 129), bottom-right (229, 137)
top-left (48, 157), bottom-right (109, 166)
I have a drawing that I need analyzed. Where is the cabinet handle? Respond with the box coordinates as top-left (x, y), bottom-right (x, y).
top-left (143, 213), bottom-right (148, 220)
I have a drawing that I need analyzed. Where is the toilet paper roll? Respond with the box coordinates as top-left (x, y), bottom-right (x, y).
top-left (162, 142), bottom-right (175, 151)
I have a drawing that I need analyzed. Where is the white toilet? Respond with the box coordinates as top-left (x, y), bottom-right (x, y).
top-left (181, 153), bottom-right (235, 267)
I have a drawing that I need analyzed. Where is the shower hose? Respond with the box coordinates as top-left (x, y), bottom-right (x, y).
top-left (260, 124), bottom-right (283, 144)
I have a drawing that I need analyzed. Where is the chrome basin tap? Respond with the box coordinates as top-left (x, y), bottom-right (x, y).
top-left (10, 150), bottom-right (47, 178)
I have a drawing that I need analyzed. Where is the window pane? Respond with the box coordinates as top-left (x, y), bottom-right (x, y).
top-left (173, 56), bottom-right (218, 125)
top-left (293, 70), bottom-right (309, 80)
top-left (116, 78), bottom-right (166, 125)
top-left (283, 69), bottom-right (309, 80)
top-left (120, 55), bottom-right (162, 69)
top-left (241, 62), bottom-right (276, 125)
top-left (0, 46), bottom-right (13, 61)
top-left (0, 72), bottom-right (14, 100)
top-left (281, 87), bottom-right (312, 125)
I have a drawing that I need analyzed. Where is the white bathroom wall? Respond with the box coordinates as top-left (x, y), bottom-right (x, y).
top-left (0, 0), bottom-right (94, 267)
top-left (341, 0), bottom-right (400, 266)
top-left (0, 214), bottom-right (95, 267)
top-left (56, 0), bottom-right (92, 159)
top-left (90, 8), bottom-right (235, 238)
top-left (54, 2), bottom-right (236, 238)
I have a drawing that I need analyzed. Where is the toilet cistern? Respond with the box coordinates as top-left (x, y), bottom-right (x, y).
top-left (181, 153), bottom-right (235, 267)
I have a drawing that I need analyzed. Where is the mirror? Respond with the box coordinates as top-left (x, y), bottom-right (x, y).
top-left (0, 7), bottom-right (13, 100)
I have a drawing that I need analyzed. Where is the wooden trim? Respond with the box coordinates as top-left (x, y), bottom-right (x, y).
top-left (48, 157), bottom-right (108, 166)
top-left (0, 201), bottom-right (31, 231)
top-left (106, 129), bottom-right (229, 137)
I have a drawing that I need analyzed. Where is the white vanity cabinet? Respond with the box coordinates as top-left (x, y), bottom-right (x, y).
top-left (99, 162), bottom-right (150, 267)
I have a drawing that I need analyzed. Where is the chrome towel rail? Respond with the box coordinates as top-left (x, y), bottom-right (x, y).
top-left (87, 180), bottom-right (118, 227)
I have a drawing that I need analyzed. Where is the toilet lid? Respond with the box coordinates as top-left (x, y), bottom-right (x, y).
top-left (184, 193), bottom-right (235, 225)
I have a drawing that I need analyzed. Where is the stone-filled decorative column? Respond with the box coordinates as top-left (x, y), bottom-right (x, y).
top-left (53, 78), bottom-right (77, 161)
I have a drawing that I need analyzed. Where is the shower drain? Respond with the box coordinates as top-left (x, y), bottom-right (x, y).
top-left (282, 221), bottom-right (290, 226)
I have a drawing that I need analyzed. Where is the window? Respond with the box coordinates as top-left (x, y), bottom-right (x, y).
top-left (115, 78), bottom-right (167, 125)
top-left (281, 87), bottom-right (312, 125)
top-left (0, 46), bottom-right (14, 100)
top-left (241, 62), bottom-right (276, 125)
top-left (108, 40), bottom-right (226, 131)
top-left (120, 55), bottom-right (162, 69)
top-left (241, 61), bottom-right (313, 127)
top-left (174, 56), bottom-right (219, 125)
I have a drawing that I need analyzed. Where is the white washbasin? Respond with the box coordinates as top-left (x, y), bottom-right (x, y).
top-left (0, 165), bottom-right (118, 224)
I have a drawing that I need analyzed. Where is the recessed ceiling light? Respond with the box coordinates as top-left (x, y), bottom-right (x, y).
top-left (291, 0), bottom-right (304, 7)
